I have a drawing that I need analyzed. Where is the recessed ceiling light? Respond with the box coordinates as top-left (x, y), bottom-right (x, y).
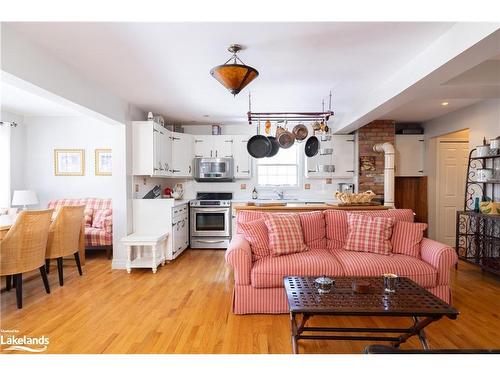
top-left (441, 102), bottom-right (449, 106)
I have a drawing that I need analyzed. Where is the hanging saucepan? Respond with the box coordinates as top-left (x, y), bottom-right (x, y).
top-left (305, 136), bottom-right (319, 157)
top-left (267, 136), bottom-right (280, 157)
top-left (292, 123), bottom-right (308, 142)
top-left (247, 120), bottom-right (272, 158)
top-left (276, 122), bottom-right (295, 149)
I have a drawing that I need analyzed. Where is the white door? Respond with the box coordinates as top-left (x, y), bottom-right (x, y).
top-left (171, 132), bottom-right (193, 177)
top-left (193, 135), bottom-right (212, 158)
top-left (233, 135), bottom-right (252, 178)
top-left (436, 141), bottom-right (469, 246)
top-left (332, 135), bottom-right (355, 178)
top-left (213, 136), bottom-right (234, 158)
top-left (395, 135), bottom-right (425, 176)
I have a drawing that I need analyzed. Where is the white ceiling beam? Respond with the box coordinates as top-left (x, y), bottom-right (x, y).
top-left (333, 23), bottom-right (500, 133)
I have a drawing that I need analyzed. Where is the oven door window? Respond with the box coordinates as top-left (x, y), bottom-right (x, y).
top-left (195, 212), bottom-right (226, 231)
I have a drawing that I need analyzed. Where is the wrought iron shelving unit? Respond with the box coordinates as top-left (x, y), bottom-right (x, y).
top-left (455, 149), bottom-right (500, 275)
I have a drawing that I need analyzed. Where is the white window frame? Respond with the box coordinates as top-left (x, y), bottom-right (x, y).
top-left (256, 145), bottom-right (300, 189)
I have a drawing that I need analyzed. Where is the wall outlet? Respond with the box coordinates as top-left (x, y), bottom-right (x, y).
top-left (143, 177), bottom-right (147, 185)
top-left (240, 183), bottom-right (247, 190)
top-left (304, 183), bottom-right (311, 190)
top-left (325, 178), bottom-right (332, 184)
top-left (135, 184), bottom-right (139, 193)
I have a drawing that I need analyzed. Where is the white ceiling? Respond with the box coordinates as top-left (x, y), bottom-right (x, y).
top-left (1, 81), bottom-right (80, 116)
top-left (7, 22), bottom-right (456, 126)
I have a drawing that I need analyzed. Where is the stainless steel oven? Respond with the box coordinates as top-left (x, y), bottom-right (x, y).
top-left (189, 192), bottom-right (232, 249)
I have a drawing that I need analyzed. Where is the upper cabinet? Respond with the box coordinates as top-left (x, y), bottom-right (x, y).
top-left (170, 132), bottom-right (193, 177)
top-left (305, 135), bottom-right (355, 179)
top-left (133, 121), bottom-right (172, 177)
top-left (232, 135), bottom-right (252, 179)
top-left (193, 135), bottom-right (233, 158)
top-left (394, 135), bottom-right (425, 176)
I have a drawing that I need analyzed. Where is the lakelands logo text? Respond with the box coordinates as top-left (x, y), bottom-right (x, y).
top-left (0, 329), bottom-right (49, 352)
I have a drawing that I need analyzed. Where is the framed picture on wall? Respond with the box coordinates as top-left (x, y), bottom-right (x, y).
top-left (95, 149), bottom-right (112, 176)
top-left (54, 149), bottom-right (85, 176)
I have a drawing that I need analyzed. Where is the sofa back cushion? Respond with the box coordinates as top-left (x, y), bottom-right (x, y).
top-left (344, 214), bottom-right (395, 255)
top-left (239, 219), bottom-right (270, 261)
top-left (298, 211), bottom-right (326, 249)
top-left (236, 210), bottom-right (269, 234)
top-left (325, 209), bottom-right (414, 250)
top-left (265, 213), bottom-right (308, 256)
top-left (84, 208), bottom-right (94, 227)
top-left (92, 208), bottom-right (112, 230)
top-left (391, 221), bottom-right (428, 258)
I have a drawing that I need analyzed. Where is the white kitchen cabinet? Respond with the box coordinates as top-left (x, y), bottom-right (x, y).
top-left (193, 135), bottom-right (212, 158)
top-left (332, 135), bottom-right (355, 178)
top-left (133, 121), bottom-right (171, 177)
top-left (395, 134), bottom-right (425, 176)
top-left (232, 135), bottom-right (252, 179)
top-left (193, 135), bottom-right (233, 158)
top-left (170, 132), bottom-right (193, 177)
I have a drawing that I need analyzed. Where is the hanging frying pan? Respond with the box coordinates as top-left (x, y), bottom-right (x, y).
top-left (292, 123), bottom-right (308, 142)
top-left (247, 120), bottom-right (272, 158)
top-left (267, 136), bottom-right (280, 157)
top-left (305, 136), bottom-right (319, 157)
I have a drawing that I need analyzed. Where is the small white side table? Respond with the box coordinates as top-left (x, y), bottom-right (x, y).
top-left (121, 233), bottom-right (168, 273)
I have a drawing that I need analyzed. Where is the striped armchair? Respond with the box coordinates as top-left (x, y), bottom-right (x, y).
top-left (47, 198), bottom-right (113, 258)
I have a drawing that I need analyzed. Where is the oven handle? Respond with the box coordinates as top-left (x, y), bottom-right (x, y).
top-left (192, 208), bottom-right (230, 213)
top-left (192, 239), bottom-right (227, 244)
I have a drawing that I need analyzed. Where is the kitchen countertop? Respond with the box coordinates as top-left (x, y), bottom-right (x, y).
top-left (233, 202), bottom-right (389, 211)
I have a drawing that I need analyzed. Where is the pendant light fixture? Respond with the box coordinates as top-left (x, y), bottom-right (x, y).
top-left (210, 44), bottom-right (259, 96)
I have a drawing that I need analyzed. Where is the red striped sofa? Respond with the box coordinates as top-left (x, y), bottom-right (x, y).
top-left (225, 209), bottom-right (457, 314)
top-left (47, 198), bottom-right (113, 258)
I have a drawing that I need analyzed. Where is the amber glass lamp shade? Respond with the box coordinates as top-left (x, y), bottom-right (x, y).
top-left (210, 63), bottom-right (259, 96)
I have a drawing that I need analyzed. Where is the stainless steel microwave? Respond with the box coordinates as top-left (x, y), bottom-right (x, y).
top-left (194, 157), bottom-right (234, 182)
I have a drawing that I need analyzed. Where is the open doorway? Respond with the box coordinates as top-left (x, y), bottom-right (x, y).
top-left (433, 129), bottom-right (469, 246)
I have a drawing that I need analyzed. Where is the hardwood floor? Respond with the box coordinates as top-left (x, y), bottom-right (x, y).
top-left (1, 249), bottom-right (500, 354)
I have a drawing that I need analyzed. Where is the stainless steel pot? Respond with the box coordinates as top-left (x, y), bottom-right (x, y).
top-left (490, 137), bottom-right (500, 153)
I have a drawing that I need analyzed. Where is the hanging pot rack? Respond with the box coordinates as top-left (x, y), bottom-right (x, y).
top-left (247, 91), bottom-right (334, 125)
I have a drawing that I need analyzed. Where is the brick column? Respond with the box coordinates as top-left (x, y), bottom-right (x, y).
top-left (357, 120), bottom-right (395, 202)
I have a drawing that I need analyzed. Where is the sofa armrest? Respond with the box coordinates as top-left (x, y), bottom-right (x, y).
top-left (420, 238), bottom-right (458, 285)
top-left (225, 234), bottom-right (252, 285)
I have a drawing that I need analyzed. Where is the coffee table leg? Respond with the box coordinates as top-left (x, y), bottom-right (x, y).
top-left (290, 312), bottom-right (299, 354)
top-left (413, 316), bottom-right (430, 350)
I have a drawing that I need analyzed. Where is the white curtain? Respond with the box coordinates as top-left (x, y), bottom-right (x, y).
top-left (0, 121), bottom-right (11, 208)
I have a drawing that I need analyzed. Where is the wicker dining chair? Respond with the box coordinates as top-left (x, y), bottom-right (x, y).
top-left (45, 205), bottom-right (85, 286)
top-left (0, 209), bottom-right (53, 309)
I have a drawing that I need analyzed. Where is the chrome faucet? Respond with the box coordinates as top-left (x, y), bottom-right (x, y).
top-left (274, 189), bottom-right (284, 200)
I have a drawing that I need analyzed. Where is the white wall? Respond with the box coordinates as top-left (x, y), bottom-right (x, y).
top-left (423, 99), bottom-right (500, 239)
top-left (22, 116), bottom-right (116, 207)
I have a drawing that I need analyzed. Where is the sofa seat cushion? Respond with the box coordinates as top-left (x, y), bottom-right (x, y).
top-left (332, 249), bottom-right (437, 288)
top-left (85, 227), bottom-right (112, 247)
top-left (251, 249), bottom-right (344, 288)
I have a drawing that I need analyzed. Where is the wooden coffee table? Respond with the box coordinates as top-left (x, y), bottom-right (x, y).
top-left (284, 276), bottom-right (459, 354)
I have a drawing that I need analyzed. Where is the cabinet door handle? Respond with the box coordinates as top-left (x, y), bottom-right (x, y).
top-left (194, 139), bottom-right (203, 143)
top-left (194, 154), bottom-right (203, 158)
top-left (225, 155), bottom-right (233, 158)
top-left (241, 170), bottom-right (249, 173)
top-left (189, 165), bottom-right (192, 173)
top-left (307, 170), bottom-right (317, 173)
top-left (225, 139), bottom-right (234, 143)
top-left (418, 170), bottom-right (424, 173)
top-left (153, 129), bottom-right (159, 133)
top-left (215, 150), bottom-right (218, 157)
top-left (346, 170), bottom-right (354, 173)
top-left (210, 150), bottom-right (213, 157)
top-left (172, 169), bottom-right (180, 173)
top-left (171, 137), bottom-right (180, 140)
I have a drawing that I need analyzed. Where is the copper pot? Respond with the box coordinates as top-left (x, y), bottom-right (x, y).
top-left (276, 126), bottom-right (295, 149)
top-left (292, 123), bottom-right (308, 142)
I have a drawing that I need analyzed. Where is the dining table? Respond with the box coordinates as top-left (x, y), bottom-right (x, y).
top-left (0, 213), bottom-right (86, 264)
